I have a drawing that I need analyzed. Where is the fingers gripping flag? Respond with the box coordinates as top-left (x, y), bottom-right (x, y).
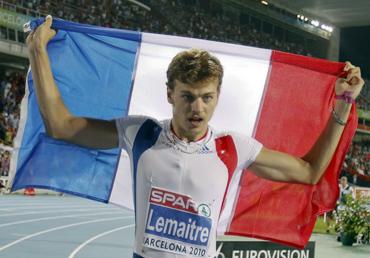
top-left (10, 18), bottom-right (357, 248)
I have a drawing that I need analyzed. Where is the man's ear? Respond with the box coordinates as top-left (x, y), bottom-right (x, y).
top-left (167, 87), bottom-right (174, 104)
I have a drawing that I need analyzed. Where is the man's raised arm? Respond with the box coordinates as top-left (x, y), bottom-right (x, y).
top-left (249, 62), bottom-right (364, 185)
top-left (27, 15), bottom-right (118, 149)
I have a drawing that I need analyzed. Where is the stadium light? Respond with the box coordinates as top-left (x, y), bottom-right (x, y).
top-left (321, 24), bottom-right (334, 32)
top-left (296, 13), bottom-right (333, 33)
top-left (261, 1), bottom-right (269, 5)
top-left (311, 20), bottom-right (320, 27)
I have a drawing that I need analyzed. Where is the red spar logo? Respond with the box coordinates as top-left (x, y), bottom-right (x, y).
top-left (150, 187), bottom-right (198, 214)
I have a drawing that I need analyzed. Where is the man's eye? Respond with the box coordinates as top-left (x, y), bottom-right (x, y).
top-left (203, 96), bottom-right (213, 102)
top-left (182, 95), bottom-right (193, 101)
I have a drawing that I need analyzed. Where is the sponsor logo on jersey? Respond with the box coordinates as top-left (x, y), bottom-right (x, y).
top-left (197, 204), bottom-right (211, 217)
top-left (144, 187), bottom-right (212, 256)
top-left (198, 145), bottom-right (212, 154)
top-left (149, 187), bottom-right (198, 214)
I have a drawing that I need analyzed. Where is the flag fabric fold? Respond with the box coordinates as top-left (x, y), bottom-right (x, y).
top-left (10, 18), bottom-right (357, 248)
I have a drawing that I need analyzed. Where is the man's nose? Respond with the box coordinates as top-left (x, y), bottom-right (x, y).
top-left (191, 97), bottom-right (203, 112)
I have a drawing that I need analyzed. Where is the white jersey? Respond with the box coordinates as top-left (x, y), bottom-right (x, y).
top-left (116, 116), bottom-right (262, 258)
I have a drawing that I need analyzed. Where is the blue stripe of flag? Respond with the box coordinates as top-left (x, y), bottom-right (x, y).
top-left (11, 18), bottom-right (142, 202)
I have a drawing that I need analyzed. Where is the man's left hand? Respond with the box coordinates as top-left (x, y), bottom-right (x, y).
top-left (335, 62), bottom-right (365, 101)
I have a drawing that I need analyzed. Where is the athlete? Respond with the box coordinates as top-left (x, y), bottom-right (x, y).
top-left (26, 16), bottom-right (364, 257)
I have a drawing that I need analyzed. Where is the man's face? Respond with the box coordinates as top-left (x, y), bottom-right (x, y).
top-left (341, 177), bottom-right (347, 187)
top-left (167, 78), bottom-right (219, 142)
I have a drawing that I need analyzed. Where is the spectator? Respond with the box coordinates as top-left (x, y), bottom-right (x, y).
top-left (0, 149), bottom-right (11, 177)
top-left (0, 179), bottom-right (5, 194)
top-left (338, 176), bottom-right (355, 206)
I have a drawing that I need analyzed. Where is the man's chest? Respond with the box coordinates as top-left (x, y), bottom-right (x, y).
top-left (136, 146), bottom-right (230, 198)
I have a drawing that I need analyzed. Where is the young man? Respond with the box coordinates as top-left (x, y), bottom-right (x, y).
top-left (26, 16), bottom-right (364, 258)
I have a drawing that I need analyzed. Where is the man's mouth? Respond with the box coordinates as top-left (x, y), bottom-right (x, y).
top-left (188, 117), bottom-right (203, 127)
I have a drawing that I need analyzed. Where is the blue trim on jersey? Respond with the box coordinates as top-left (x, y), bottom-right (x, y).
top-left (132, 119), bottom-right (162, 221)
top-left (133, 253), bottom-right (144, 258)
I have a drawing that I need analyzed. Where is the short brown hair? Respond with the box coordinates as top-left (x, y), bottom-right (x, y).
top-left (166, 49), bottom-right (223, 90)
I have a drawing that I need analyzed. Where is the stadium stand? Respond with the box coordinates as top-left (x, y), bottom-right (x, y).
top-left (358, 83), bottom-right (370, 111)
top-left (342, 143), bottom-right (370, 187)
top-left (0, 71), bottom-right (23, 145)
top-left (0, 0), bottom-right (369, 189)
top-left (6, 0), bottom-right (314, 56)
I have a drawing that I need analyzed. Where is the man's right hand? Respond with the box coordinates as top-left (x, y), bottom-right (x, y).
top-left (26, 15), bottom-right (119, 149)
top-left (26, 15), bottom-right (57, 51)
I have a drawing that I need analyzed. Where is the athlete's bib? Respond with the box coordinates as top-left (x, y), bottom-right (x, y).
top-left (143, 187), bottom-right (212, 257)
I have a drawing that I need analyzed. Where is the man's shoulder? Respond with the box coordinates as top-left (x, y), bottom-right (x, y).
top-left (116, 115), bottom-right (163, 128)
top-left (115, 116), bottom-right (166, 149)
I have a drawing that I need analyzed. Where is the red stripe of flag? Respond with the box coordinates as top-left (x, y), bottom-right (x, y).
top-left (226, 51), bottom-right (357, 248)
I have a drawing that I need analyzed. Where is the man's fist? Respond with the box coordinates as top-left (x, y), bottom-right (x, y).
top-left (335, 61), bottom-right (365, 101)
top-left (26, 15), bottom-right (57, 51)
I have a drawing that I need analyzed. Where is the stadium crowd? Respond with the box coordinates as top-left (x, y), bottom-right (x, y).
top-left (0, 71), bottom-right (23, 182)
top-left (0, 0), bottom-right (369, 186)
top-left (342, 143), bottom-right (370, 187)
top-left (0, 71), bottom-right (23, 146)
top-left (358, 84), bottom-right (370, 110)
top-left (13, 0), bottom-right (312, 56)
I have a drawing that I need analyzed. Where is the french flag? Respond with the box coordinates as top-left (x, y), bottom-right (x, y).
top-left (10, 18), bottom-right (357, 248)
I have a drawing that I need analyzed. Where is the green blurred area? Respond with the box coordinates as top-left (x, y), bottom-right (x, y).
top-left (313, 215), bottom-right (336, 235)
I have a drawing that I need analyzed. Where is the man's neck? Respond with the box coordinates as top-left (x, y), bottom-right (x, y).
top-left (170, 121), bottom-right (208, 142)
